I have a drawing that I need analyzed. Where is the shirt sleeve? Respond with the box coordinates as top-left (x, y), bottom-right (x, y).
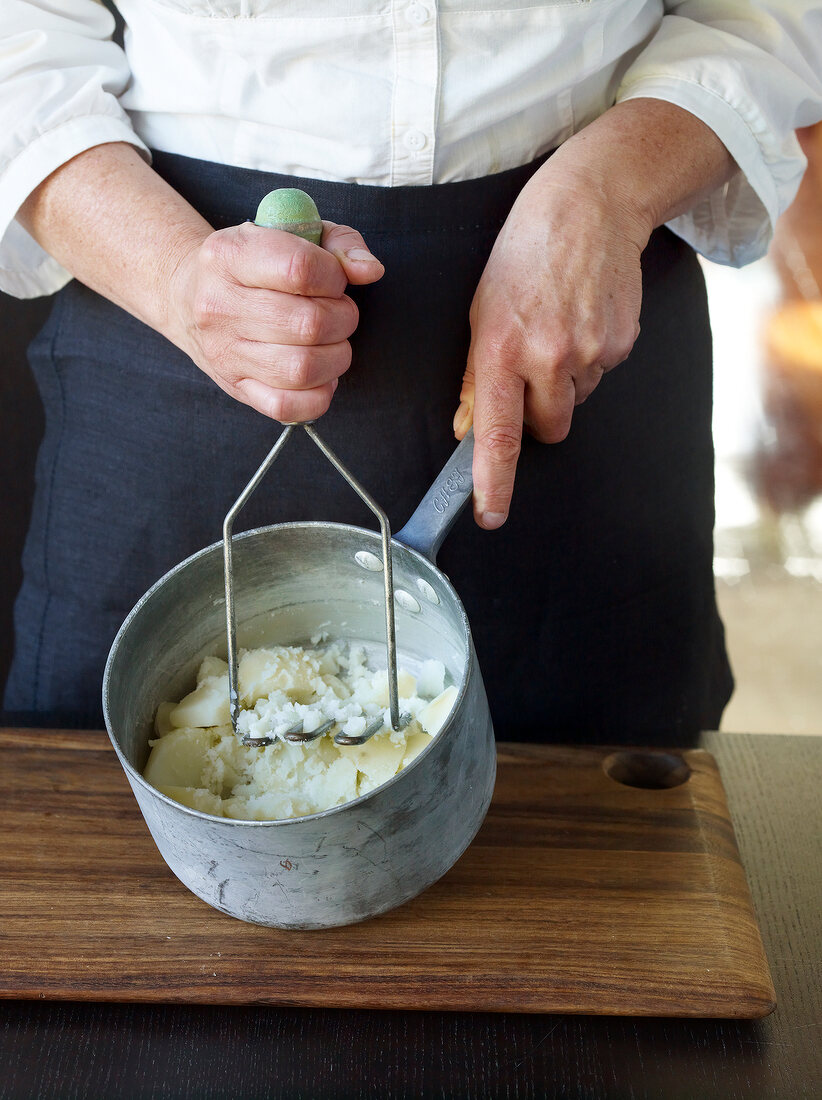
top-left (616, 1), bottom-right (822, 267)
top-left (0, 1), bottom-right (149, 298)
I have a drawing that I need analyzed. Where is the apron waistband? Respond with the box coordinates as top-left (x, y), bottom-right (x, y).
top-left (150, 150), bottom-right (554, 234)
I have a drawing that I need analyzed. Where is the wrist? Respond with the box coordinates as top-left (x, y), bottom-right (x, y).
top-left (524, 159), bottom-right (654, 253)
top-left (158, 229), bottom-right (212, 354)
top-left (542, 99), bottom-right (735, 247)
top-left (17, 143), bottom-right (215, 349)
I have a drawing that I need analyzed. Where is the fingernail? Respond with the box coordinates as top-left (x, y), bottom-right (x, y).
top-left (331, 378), bottom-right (339, 392)
top-left (482, 511), bottom-right (507, 530)
top-left (453, 401), bottom-right (473, 438)
top-left (346, 247), bottom-right (380, 263)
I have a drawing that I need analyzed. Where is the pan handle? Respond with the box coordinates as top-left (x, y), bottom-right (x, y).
top-left (395, 429), bottom-right (475, 563)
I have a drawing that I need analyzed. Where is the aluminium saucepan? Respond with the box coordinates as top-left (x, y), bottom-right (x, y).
top-left (103, 428), bottom-right (496, 928)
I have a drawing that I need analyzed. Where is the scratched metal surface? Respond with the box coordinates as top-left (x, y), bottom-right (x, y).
top-left (104, 521), bottom-right (497, 927)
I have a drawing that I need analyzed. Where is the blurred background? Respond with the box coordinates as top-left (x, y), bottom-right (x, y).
top-left (710, 124), bottom-right (822, 734)
top-left (2, 126), bottom-right (822, 734)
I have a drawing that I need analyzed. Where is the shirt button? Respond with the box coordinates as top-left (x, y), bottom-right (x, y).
top-left (405, 2), bottom-right (430, 25)
top-left (403, 129), bottom-right (428, 151)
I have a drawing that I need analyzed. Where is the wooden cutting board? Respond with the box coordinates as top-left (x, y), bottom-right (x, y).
top-left (0, 729), bottom-right (775, 1017)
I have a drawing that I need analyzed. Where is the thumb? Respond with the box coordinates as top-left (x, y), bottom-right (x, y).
top-left (322, 221), bottom-right (385, 285)
top-left (453, 356), bottom-right (476, 440)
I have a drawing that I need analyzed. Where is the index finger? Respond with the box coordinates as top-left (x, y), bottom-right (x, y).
top-left (211, 221), bottom-right (349, 298)
top-left (470, 347), bottom-right (525, 530)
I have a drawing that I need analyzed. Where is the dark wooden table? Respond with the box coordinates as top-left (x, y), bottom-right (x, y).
top-left (2, 732), bottom-right (820, 1100)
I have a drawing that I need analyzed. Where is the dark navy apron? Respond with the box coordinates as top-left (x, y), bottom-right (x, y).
top-left (3, 152), bottom-right (733, 742)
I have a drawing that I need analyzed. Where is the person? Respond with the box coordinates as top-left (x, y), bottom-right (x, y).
top-left (1, 1), bottom-right (820, 741)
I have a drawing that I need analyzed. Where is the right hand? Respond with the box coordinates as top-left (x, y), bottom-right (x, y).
top-left (167, 220), bottom-right (384, 422)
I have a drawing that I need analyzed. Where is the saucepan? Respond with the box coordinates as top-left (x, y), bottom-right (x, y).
top-left (102, 426), bottom-right (496, 928)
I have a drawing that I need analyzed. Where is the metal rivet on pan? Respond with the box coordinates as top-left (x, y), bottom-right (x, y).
top-left (416, 578), bottom-right (439, 605)
top-left (395, 590), bottom-right (421, 613)
top-left (354, 550), bottom-right (383, 572)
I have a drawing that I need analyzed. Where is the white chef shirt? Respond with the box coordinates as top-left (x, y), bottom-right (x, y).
top-left (1, 0), bottom-right (821, 298)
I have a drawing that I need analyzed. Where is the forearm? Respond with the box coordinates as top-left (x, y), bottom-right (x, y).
top-left (17, 142), bottom-right (212, 347)
top-left (18, 139), bottom-right (385, 425)
top-left (539, 97), bottom-right (738, 244)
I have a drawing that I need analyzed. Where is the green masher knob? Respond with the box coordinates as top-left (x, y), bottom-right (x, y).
top-left (254, 188), bottom-right (323, 245)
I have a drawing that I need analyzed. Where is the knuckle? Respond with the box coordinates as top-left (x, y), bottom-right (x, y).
top-left (579, 318), bottom-right (637, 369)
top-left (294, 301), bottom-right (324, 345)
top-left (547, 331), bottom-right (575, 366)
top-left (191, 288), bottom-right (228, 329)
top-left (481, 326), bottom-right (522, 367)
top-left (278, 342), bottom-right (351, 391)
top-left (283, 348), bottom-right (314, 390)
top-left (339, 295), bottom-right (359, 337)
top-left (613, 331), bottom-right (637, 364)
top-left (265, 390), bottom-right (289, 422)
top-left (478, 424), bottom-right (522, 462)
top-left (573, 374), bottom-right (600, 406)
top-left (270, 386), bottom-right (331, 424)
top-left (325, 223), bottom-right (358, 252)
top-left (577, 328), bottom-right (608, 367)
top-left (530, 413), bottom-right (571, 445)
top-left (322, 341), bottom-right (353, 382)
top-left (238, 380), bottom-right (288, 422)
top-left (200, 228), bottom-right (238, 269)
top-left (283, 243), bottom-right (316, 292)
top-left (338, 340), bottom-right (353, 374)
top-left (546, 419), bottom-right (571, 444)
top-left (213, 351), bottom-right (244, 390)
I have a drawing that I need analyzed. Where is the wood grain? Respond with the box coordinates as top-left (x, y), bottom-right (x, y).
top-left (0, 730), bottom-right (775, 1017)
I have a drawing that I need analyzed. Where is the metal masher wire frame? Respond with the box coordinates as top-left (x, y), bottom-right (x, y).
top-left (222, 422), bottom-right (411, 748)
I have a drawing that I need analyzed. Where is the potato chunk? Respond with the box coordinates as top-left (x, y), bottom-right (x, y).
top-left (144, 727), bottom-right (214, 788)
top-left (238, 646), bottom-right (321, 706)
top-left (401, 724), bottom-right (434, 768)
top-left (418, 685), bottom-right (458, 736)
top-left (169, 673), bottom-right (230, 729)
top-left (155, 785), bottom-right (224, 816)
top-left (339, 730), bottom-right (406, 790)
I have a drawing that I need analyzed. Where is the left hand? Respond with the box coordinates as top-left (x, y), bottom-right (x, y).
top-left (453, 161), bottom-right (651, 529)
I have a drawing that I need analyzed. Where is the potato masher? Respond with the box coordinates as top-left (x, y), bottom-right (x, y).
top-left (223, 421), bottom-right (412, 748)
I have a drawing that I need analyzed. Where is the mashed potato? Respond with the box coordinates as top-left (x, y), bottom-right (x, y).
top-left (143, 643), bottom-right (457, 820)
